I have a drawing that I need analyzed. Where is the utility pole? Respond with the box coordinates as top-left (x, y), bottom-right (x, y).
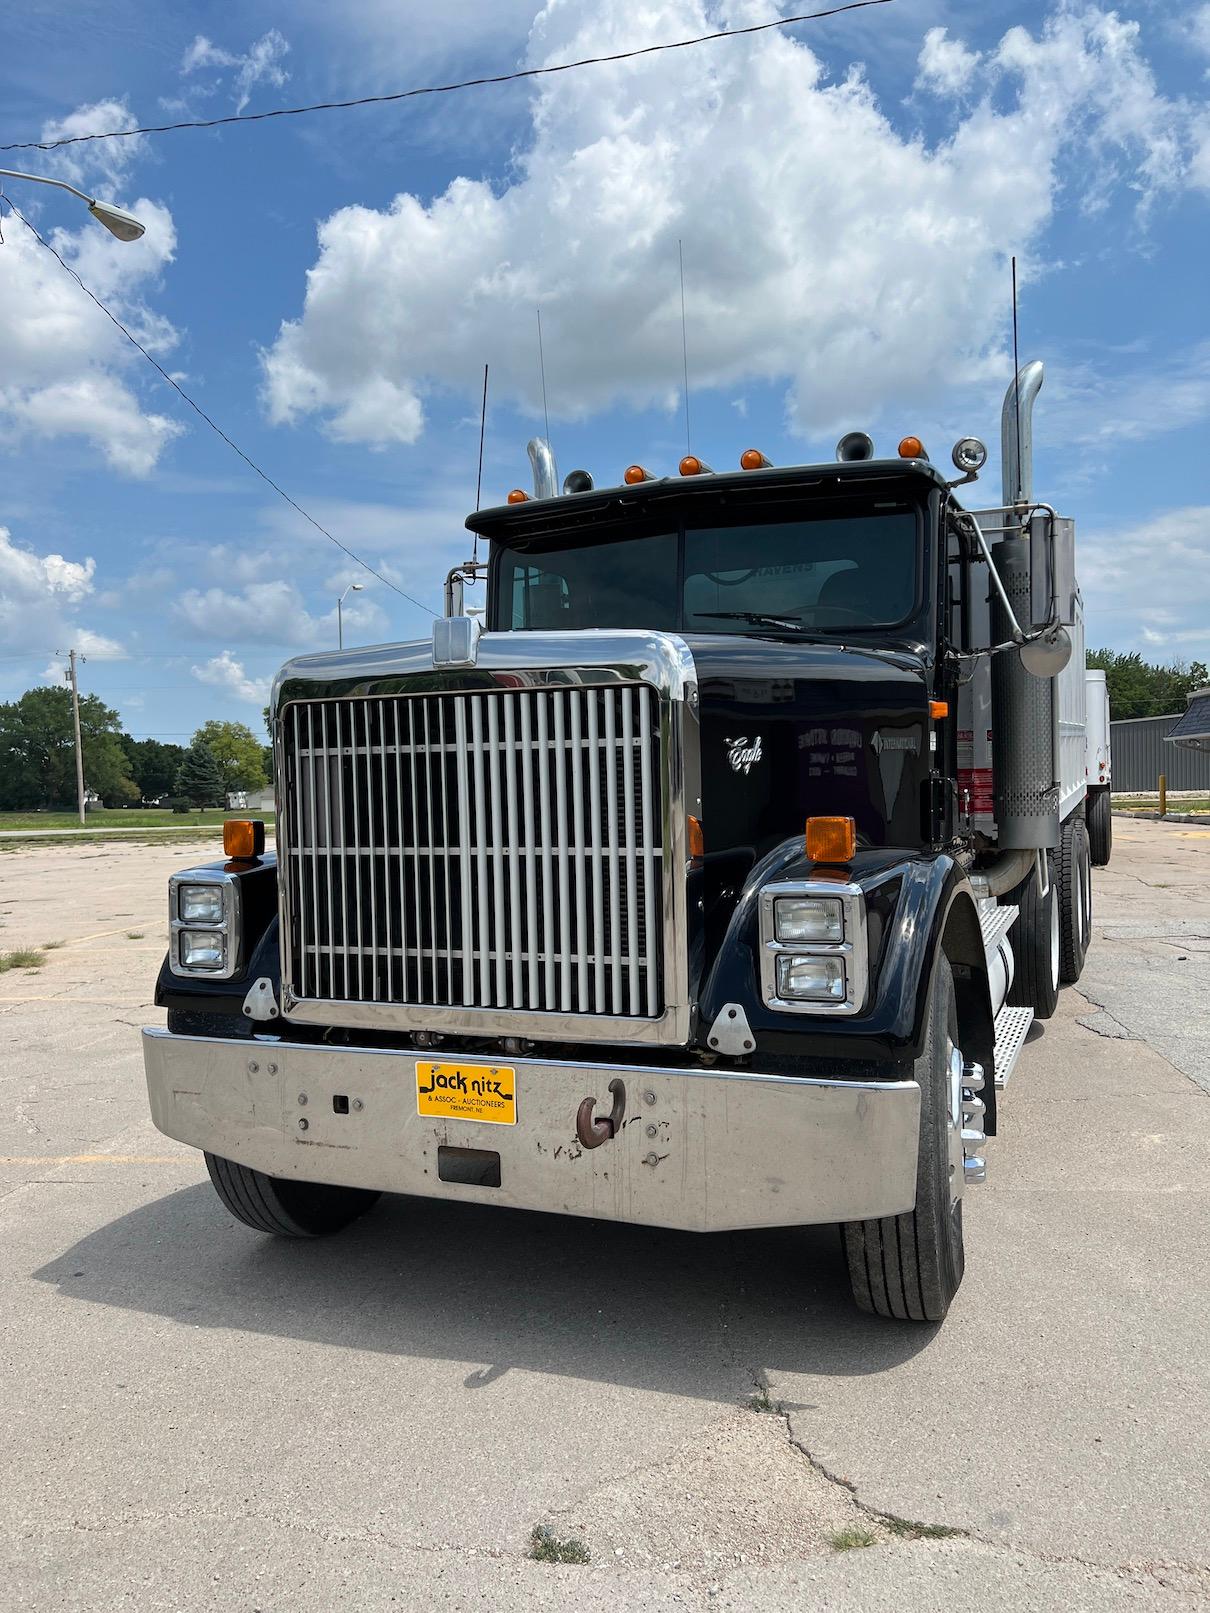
top-left (67, 649), bottom-right (86, 826)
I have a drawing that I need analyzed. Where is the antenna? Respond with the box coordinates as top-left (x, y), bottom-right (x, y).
top-left (472, 362), bottom-right (488, 563)
top-left (678, 238), bottom-right (691, 455)
top-left (1011, 255), bottom-right (1023, 506)
top-left (536, 306), bottom-right (551, 446)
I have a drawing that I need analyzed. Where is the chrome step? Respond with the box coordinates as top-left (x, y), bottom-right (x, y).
top-left (980, 902), bottom-right (1018, 959)
top-left (993, 1003), bottom-right (1034, 1088)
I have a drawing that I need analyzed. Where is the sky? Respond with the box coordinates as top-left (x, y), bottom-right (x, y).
top-left (1, 0), bottom-right (1208, 745)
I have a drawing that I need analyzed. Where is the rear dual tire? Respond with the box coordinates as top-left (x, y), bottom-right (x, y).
top-left (1087, 786), bottom-right (1112, 867)
top-left (205, 1152), bottom-right (380, 1237)
top-left (1059, 817), bottom-right (1093, 983)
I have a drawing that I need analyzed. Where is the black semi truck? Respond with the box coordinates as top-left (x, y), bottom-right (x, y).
top-left (144, 361), bottom-right (1103, 1322)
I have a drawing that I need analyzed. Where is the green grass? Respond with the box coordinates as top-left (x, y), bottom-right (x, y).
top-left (749, 1386), bottom-right (783, 1414)
top-left (0, 808), bottom-right (276, 832)
top-left (528, 1526), bottom-right (590, 1565)
top-left (1114, 796), bottom-right (1210, 813)
top-left (827, 1526), bottom-right (878, 1552)
top-left (882, 1517), bottom-right (964, 1540)
top-left (126, 932), bottom-right (145, 940)
top-left (0, 948), bottom-right (46, 972)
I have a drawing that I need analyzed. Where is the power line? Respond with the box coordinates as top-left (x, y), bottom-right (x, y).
top-left (0, 3), bottom-right (893, 156)
top-left (0, 193), bottom-right (438, 618)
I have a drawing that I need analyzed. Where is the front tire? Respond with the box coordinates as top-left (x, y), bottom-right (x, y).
top-left (1004, 856), bottom-right (1060, 1020)
top-left (842, 960), bottom-right (965, 1322)
top-left (1087, 786), bottom-right (1112, 866)
top-left (205, 1152), bottom-right (381, 1237)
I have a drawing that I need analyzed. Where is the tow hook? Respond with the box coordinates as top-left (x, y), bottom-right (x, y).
top-left (575, 1078), bottom-right (626, 1149)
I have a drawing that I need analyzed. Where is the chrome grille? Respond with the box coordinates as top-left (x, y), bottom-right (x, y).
top-left (281, 685), bottom-right (664, 1019)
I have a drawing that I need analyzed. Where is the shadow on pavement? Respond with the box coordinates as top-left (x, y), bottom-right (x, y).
top-left (35, 1185), bottom-right (937, 1401)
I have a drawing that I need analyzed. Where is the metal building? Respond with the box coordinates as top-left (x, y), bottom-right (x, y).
top-left (1109, 710), bottom-right (1210, 792)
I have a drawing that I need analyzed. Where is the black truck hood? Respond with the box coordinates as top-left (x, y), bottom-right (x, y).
top-left (683, 635), bottom-right (931, 866)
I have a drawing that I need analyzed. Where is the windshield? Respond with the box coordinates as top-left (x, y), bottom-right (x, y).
top-left (494, 504), bottom-right (921, 636)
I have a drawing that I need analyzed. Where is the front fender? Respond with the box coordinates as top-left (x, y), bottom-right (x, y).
top-left (698, 839), bottom-right (995, 1088)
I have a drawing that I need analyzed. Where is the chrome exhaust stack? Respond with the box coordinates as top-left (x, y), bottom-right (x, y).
top-left (528, 437), bottom-right (560, 500)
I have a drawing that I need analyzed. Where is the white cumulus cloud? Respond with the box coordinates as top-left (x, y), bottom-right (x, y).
top-left (1081, 506), bottom-right (1210, 662)
top-left (916, 27), bottom-right (982, 94)
top-left (181, 29), bottom-right (290, 113)
top-left (176, 577), bottom-right (388, 650)
top-left (262, 1), bottom-right (1208, 451)
top-left (0, 139), bottom-right (181, 476)
top-left (191, 650), bottom-right (271, 704)
top-left (0, 524), bottom-right (124, 663)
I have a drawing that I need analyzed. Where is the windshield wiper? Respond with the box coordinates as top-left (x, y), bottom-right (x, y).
top-left (695, 610), bottom-right (804, 631)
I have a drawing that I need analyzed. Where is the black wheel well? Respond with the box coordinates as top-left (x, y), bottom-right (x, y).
top-left (941, 892), bottom-right (998, 1135)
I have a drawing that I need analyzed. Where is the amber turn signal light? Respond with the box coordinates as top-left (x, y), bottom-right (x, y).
top-left (224, 818), bottom-right (265, 860)
top-left (688, 814), bottom-right (705, 862)
top-left (929, 699), bottom-right (949, 719)
top-left (506, 488), bottom-right (529, 504)
top-left (624, 464), bottom-right (653, 485)
top-left (739, 448), bottom-right (771, 470)
top-left (805, 815), bottom-right (856, 864)
top-left (897, 436), bottom-right (925, 459)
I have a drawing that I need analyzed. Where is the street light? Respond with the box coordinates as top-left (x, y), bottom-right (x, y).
top-left (0, 167), bottom-right (146, 240)
top-left (337, 583), bottom-right (364, 649)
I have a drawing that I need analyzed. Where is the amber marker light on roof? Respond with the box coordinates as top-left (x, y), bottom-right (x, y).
top-left (740, 449), bottom-right (772, 470)
top-left (224, 819), bottom-right (265, 860)
top-left (624, 464), bottom-right (653, 484)
top-left (805, 815), bottom-right (856, 864)
top-left (897, 436), bottom-right (925, 459)
top-left (679, 454), bottom-right (711, 476)
top-left (506, 488), bottom-right (529, 503)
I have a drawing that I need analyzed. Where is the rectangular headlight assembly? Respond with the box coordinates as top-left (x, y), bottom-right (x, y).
top-left (758, 880), bottom-right (868, 1016)
top-left (169, 870), bottom-right (241, 980)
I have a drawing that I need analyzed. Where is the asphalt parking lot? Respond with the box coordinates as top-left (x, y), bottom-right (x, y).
top-left (2, 821), bottom-right (1208, 1611)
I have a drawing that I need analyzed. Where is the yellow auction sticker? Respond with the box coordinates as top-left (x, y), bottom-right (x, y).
top-left (416, 1061), bottom-right (517, 1125)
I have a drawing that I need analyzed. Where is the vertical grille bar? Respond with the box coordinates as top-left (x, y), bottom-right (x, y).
top-left (520, 694), bottom-right (539, 1009)
top-left (284, 683), bottom-right (665, 1023)
top-left (570, 692), bottom-right (587, 1012)
top-left (320, 704), bottom-right (335, 1002)
top-left (603, 689), bottom-right (622, 1015)
top-left (621, 687), bottom-right (639, 1013)
top-left (639, 687), bottom-right (658, 1016)
top-left (504, 697), bottom-right (523, 1008)
top-left (536, 693), bottom-right (555, 1008)
top-left (587, 691), bottom-right (604, 1013)
top-left (553, 690), bottom-right (571, 1012)
top-left (454, 699), bottom-right (473, 1006)
top-left (393, 699), bottom-right (409, 1003)
top-left (471, 699), bottom-right (491, 1004)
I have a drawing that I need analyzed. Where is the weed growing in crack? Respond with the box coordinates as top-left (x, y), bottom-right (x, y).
top-left (748, 1387), bottom-right (783, 1414)
top-left (827, 1526), bottom-right (878, 1551)
top-left (42, 940), bottom-right (65, 949)
top-left (126, 932), bottom-right (145, 940)
top-left (0, 948), bottom-right (45, 972)
top-left (882, 1517), bottom-right (964, 1540)
top-left (528, 1525), bottom-right (590, 1565)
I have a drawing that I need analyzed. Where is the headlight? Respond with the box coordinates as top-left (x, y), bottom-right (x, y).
top-left (169, 870), bottom-right (240, 979)
top-left (178, 884), bottom-right (225, 924)
top-left (774, 895), bottom-right (843, 943)
top-left (758, 880), bottom-right (868, 1016)
top-left (178, 930), bottom-right (227, 971)
top-left (776, 953), bottom-right (846, 1001)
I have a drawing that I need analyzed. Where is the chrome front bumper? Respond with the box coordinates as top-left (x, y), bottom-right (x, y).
top-left (142, 1029), bottom-right (921, 1233)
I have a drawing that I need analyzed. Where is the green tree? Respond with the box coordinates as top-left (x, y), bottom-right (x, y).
top-left (175, 741), bottom-right (227, 808)
top-left (191, 719), bottom-right (267, 794)
top-left (120, 736), bottom-right (187, 802)
top-left (1086, 650), bottom-right (1208, 720)
top-left (0, 686), bottom-right (136, 810)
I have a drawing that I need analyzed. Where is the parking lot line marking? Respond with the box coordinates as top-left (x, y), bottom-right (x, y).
top-left (0, 1154), bottom-right (186, 1166)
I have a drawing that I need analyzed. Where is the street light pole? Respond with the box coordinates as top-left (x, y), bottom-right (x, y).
top-left (0, 167), bottom-right (147, 240)
top-left (67, 649), bottom-right (86, 827)
top-left (337, 582), bottom-right (364, 649)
